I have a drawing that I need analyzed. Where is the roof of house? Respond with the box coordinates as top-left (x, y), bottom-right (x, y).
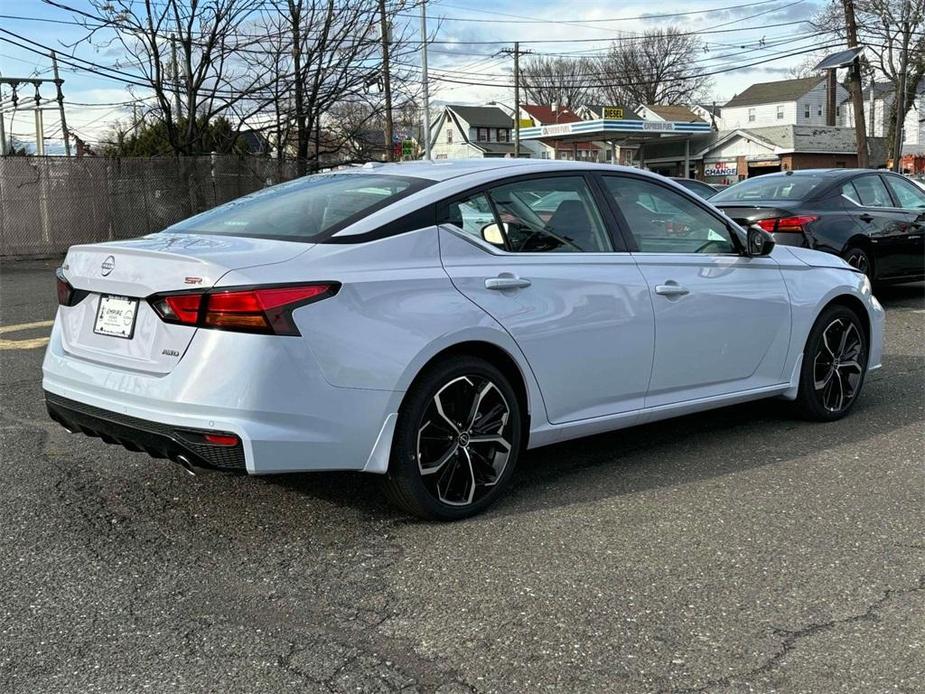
top-left (446, 105), bottom-right (513, 128)
top-left (696, 103), bottom-right (722, 116)
top-left (473, 142), bottom-right (517, 155)
top-left (723, 76), bottom-right (825, 108)
top-left (641, 104), bottom-right (705, 123)
top-left (520, 104), bottom-right (583, 125)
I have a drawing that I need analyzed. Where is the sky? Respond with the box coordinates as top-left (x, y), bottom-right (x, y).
top-left (0, 0), bottom-right (828, 152)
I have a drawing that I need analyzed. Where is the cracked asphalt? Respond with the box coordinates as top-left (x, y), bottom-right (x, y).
top-left (1, 258), bottom-right (922, 693)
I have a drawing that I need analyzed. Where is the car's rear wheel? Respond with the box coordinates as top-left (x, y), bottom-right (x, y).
top-left (843, 246), bottom-right (873, 279)
top-left (793, 305), bottom-right (868, 421)
top-left (384, 356), bottom-right (522, 520)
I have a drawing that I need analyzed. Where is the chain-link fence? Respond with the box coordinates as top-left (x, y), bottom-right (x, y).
top-left (0, 155), bottom-right (309, 257)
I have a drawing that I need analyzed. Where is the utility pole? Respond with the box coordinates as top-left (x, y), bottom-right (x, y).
top-left (33, 87), bottom-right (45, 156)
top-left (50, 52), bottom-right (71, 156)
top-left (892, 0), bottom-right (911, 173)
top-left (379, 0), bottom-right (394, 162)
top-left (500, 43), bottom-right (532, 158)
top-left (420, 1), bottom-right (431, 160)
top-left (513, 41), bottom-right (520, 158)
top-left (841, 0), bottom-right (869, 167)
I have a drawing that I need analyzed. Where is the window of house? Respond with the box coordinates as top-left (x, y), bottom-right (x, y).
top-left (602, 176), bottom-right (736, 254)
top-left (497, 129), bottom-right (509, 142)
top-left (477, 127), bottom-right (489, 142)
top-left (748, 108), bottom-right (756, 122)
top-left (804, 104), bottom-right (810, 118)
top-left (446, 127), bottom-right (453, 144)
top-left (817, 105), bottom-right (823, 117)
top-left (776, 105), bottom-right (784, 119)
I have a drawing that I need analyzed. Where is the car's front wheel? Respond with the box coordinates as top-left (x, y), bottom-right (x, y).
top-left (384, 356), bottom-right (522, 520)
top-left (793, 304), bottom-right (868, 421)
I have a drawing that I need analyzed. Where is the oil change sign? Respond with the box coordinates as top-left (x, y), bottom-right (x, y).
top-left (704, 162), bottom-right (737, 177)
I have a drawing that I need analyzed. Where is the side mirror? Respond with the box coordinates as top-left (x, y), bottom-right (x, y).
top-left (746, 226), bottom-right (775, 256)
top-left (481, 222), bottom-right (507, 246)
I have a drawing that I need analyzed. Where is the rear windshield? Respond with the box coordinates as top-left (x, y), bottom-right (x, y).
top-left (166, 173), bottom-right (431, 242)
top-left (711, 174), bottom-right (828, 203)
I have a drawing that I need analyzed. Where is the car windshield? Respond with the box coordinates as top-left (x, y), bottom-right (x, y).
top-left (166, 173), bottom-right (429, 242)
top-left (711, 174), bottom-right (828, 202)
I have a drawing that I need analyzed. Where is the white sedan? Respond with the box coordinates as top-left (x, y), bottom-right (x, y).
top-left (44, 159), bottom-right (884, 519)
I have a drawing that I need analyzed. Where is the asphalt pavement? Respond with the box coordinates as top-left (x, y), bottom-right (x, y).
top-left (1, 258), bottom-right (922, 693)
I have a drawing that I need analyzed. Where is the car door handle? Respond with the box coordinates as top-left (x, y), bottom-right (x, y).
top-left (654, 283), bottom-right (690, 297)
top-left (859, 213), bottom-right (874, 223)
top-left (485, 275), bottom-right (531, 290)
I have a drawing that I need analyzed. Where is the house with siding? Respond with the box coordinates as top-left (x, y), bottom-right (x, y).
top-left (721, 76), bottom-right (848, 130)
top-left (840, 80), bottom-right (925, 156)
top-left (428, 105), bottom-right (516, 159)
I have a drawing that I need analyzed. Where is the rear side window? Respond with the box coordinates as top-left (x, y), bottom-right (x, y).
top-left (851, 175), bottom-right (892, 208)
top-left (711, 174), bottom-right (826, 202)
top-left (166, 173), bottom-right (431, 242)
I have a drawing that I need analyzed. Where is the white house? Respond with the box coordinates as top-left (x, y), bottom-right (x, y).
top-left (428, 105), bottom-right (517, 159)
top-left (840, 80), bottom-right (925, 153)
top-left (721, 76), bottom-right (848, 130)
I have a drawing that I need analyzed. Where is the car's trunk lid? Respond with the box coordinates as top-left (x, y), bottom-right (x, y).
top-left (713, 203), bottom-right (797, 228)
top-left (57, 233), bottom-right (311, 375)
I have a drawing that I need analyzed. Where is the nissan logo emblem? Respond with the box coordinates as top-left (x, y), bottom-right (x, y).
top-left (100, 255), bottom-right (115, 276)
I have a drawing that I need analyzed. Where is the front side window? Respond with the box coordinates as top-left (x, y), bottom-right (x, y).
top-left (440, 193), bottom-right (501, 248)
top-left (748, 108), bottom-right (756, 122)
top-left (477, 128), bottom-right (489, 142)
top-left (446, 127), bottom-right (453, 143)
top-left (804, 104), bottom-right (810, 118)
top-left (166, 173), bottom-right (428, 242)
top-left (851, 175), bottom-right (892, 208)
top-left (776, 105), bottom-right (784, 119)
top-left (884, 175), bottom-right (925, 210)
top-left (486, 177), bottom-right (614, 253)
top-left (602, 176), bottom-right (736, 254)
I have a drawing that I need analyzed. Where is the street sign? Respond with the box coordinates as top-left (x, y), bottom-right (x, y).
top-left (602, 107), bottom-right (624, 119)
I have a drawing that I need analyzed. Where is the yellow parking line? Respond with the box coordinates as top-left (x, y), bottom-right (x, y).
top-left (0, 320), bottom-right (54, 350)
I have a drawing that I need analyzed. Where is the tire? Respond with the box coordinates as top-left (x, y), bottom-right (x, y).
top-left (383, 356), bottom-right (523, 521)
top-left (793, 304), bottom-right (868, 421)
top-left (842, 246), bottom-right (874, 280)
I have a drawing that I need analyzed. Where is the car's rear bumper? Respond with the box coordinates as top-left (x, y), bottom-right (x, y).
top-left (42, 319), bottom-right (402, 474)
top-left (46, 391), bottom-right (248, 472)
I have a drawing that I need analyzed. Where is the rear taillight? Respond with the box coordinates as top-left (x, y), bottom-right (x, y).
top-left (55, 268), bottom-right (89, 306)
top-left (755, 216), bottom-right (818, 234)
top-left (149, 283), bottom-right (339, 336)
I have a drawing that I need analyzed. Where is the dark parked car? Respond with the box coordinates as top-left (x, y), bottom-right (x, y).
top-left (711, 169), bottom-right (925, 284)
top-left (671, 177), bottom-right (719, 199)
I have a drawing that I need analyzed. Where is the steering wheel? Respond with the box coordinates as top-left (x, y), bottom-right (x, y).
top-left (512, 225), bottom-right (583, 253)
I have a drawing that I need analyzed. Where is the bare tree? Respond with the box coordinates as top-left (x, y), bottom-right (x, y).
top-left (73, 0), bottom-right (267, 155)
top-left (518, 56), bottom-right (600, 108)
top-left (813, 0), bottom-right (925, 159)
top-left (596, 27), bottom-right (713, 107)
top-left (244, 0), bottom-right (424, 173)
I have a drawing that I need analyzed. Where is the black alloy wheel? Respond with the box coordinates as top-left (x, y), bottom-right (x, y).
top-left (385, 356), bottom-right (522, 520)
